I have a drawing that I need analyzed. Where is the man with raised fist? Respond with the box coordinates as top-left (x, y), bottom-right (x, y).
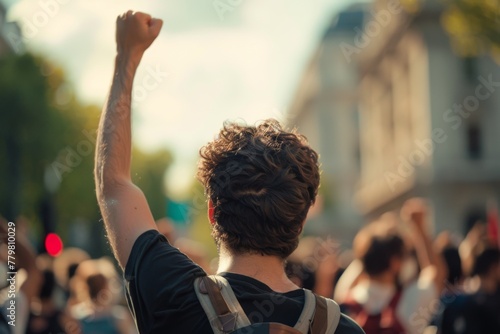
top-left (94, 11), bottom-right (364, 334)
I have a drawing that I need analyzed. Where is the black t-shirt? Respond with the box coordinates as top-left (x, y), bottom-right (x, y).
top-left (124, 230), bottom-right (364, 334)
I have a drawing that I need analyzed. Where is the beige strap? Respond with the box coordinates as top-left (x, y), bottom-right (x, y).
top-left (324, 297), bottom-right (341, 333)
top-left (214, 276), bottom-right (252, 328)
top-left (297, 290), bottom-right (341, 334)
top-left (293, 289), bottom-right (317, 333)
top-left (195, 276), bottom-right (340, 334)
top-left (311, 294), bottom-right (328, 333)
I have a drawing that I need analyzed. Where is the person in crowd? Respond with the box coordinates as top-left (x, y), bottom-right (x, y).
top-left (0, 217), bottom-right (42, 334)
top-left (339, 198), bottom-right (446, 334)
top-left (287, 236), bottom-right (341, 298)
top-left (427, 233), bottom-right (465, 333)
top-left (70, 258), bottom-right (137, 334)
top-left (93, 10), bottom-right (365, 333)
top-left (439, 247), bottom-right (500, 333)
top-left (459, 221), bottom-right (490, 277)
top-left (53, 247), bottom-right (91, 309)
top-left (25, 269), bottom-right (68, 334)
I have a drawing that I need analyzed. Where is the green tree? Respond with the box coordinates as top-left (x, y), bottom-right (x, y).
top-left (131, 148), bottom-right (172, 220)
top-left (0, 54), bottom-right (61, 222)
top-left (0, 53), bottom-right (173, 257)
top-left (402, 0), bottom-right (500, 60)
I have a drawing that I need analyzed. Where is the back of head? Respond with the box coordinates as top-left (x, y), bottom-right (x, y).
top-left (86, 273), bottom-right (109, 302)
top-left (354, 222), bottom-right (405, 277)
top-left (363, 235), bottom-right (405, 277)
top-left (197, 119), bottom-right (320, 259)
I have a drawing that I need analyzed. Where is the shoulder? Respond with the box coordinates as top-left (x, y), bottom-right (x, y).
top-left (325, 294), bottom-right (364, 334)
top-left (124, 229), bottom-right (205, 282)
top-left (123, 229), bottom-right (166, 279)
top-left (123, 229), bottom-right (207, 333)
top-left (335, 314), bottom-right (365, 334)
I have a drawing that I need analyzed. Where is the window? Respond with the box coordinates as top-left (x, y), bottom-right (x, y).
top-left (466, 122), bottom-right (482, 160)
top-left (463, 57), bottom-right (478, 84)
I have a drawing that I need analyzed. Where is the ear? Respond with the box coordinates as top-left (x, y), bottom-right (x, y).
top-left (208, 199), bottom-right (215, 226)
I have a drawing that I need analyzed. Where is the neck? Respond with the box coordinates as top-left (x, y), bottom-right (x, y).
top-left (217, 247), bottom-right (299, 293)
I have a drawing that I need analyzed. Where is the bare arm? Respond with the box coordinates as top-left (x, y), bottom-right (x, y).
top-left (401, 198), bottom-right (447, 292)
top-left (95, 11), bottom-right (163, 268)
top-left (333, 259), bottom-right (364, 303)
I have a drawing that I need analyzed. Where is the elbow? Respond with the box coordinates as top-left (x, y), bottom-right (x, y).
top-left (94, 166), bottom-right (129, 201)
top-left (94, 154), bottom-right (131, 201)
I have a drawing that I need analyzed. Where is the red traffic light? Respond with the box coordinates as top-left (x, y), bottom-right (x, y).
top-left (45, 233), bottom-right (63, 257)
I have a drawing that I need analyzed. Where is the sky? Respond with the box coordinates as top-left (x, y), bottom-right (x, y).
top-left (4, 0), bottom-right (353, 196)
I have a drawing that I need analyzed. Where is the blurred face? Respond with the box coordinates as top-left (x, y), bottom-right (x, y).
top-left (391, 250), bottom-right (418, 284)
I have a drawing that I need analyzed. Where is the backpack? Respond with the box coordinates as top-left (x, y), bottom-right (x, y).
top-left (341, 290), bottom-right (404, 334)
top-left (194, 275), bottom-right (341, 334)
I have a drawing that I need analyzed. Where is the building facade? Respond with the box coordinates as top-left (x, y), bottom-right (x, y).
top-left (289, 1), bottom-right (500, 237)
top-left (287, 5), bottom-right (367, 240)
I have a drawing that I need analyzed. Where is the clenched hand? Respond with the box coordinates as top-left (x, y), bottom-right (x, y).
top-left (116, 10), bottom-right (163, 60)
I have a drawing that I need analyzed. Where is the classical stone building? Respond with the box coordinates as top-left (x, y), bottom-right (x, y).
top-left (288, 1), bottom-right (500, 236)
top-left (355, 1), bottom-right (500, 234)
top-left (287, 4), bottom-right (367, 240)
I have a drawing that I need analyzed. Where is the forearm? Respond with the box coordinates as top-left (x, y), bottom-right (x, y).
top-left (414, 230), bottom-right (433, 269)
top-left (415, 229), bottom-right (447, 290)
top-left (95, 54), bottom-right (141, 193)
top-left (94, 10), bottom-right (162, 268)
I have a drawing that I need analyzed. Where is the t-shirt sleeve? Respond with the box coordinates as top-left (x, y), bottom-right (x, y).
top-left (123, 229), bottom-right (206, 333)
top-left (335, 314), bottom-right (366, 334)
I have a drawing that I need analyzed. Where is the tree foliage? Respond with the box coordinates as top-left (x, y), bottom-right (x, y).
top-left (0, 54), bottom-right (61, 222)
top-left (0, 53), bottom-right (172, 253)
top-left (131, 147), bottom-right (172, 220)
top-left (401, 0), bottom-right (500, 60)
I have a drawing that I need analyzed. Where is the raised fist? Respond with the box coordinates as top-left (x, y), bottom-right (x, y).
top-left (401, 197), bottom-right (428, 231)
top-left (116, 10), bottom-right (163, 58)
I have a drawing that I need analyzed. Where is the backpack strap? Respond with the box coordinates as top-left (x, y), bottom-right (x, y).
top-left (195, 275), bottom-right (341, 334)
top-left (309, 293), bottom-right (341, 334)
top-left (324, 297), bottom-right (341, 333)
top-left (293, 289), bottom-right (317, 332)
top-left (311, 294), bottom-right (328, 333)
top-left (213, 275), bottom-right (251, 327)
top-left (194, 275), bottom-right (250, 334)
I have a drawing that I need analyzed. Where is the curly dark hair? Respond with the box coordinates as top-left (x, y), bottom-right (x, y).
top-left (361, 234), bottom-right (405, 277)
top-left (197, 119), bottom-right (320, 258)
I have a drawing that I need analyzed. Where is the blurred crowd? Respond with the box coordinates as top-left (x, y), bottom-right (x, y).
top-left (287, 198), bottom-right (500, 334)
top-left (0, 217), bottom-right (137, 334)
top-left (1, 197), bottom-right (499, 334)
